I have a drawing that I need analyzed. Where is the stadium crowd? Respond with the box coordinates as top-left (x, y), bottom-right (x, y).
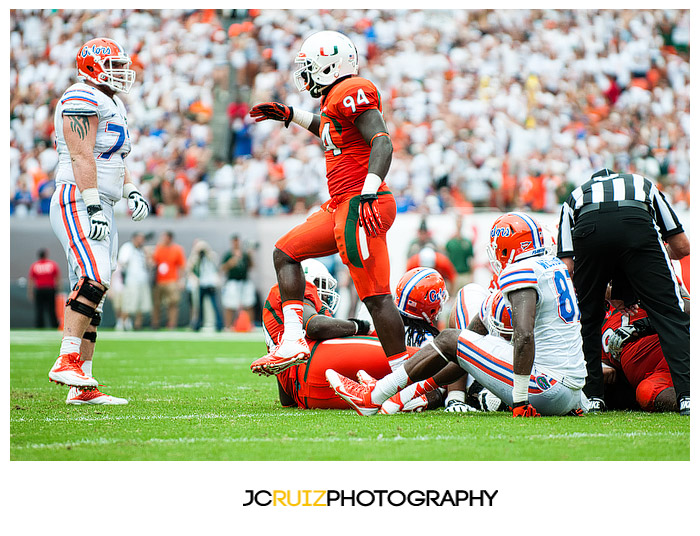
top-left (10, 9), bottom-right (690, 219)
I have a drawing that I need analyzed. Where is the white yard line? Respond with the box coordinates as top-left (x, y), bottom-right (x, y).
top-left (10, 329), bottom-right (265, 344)
top-left (13, 430), bottom-right (687, 451)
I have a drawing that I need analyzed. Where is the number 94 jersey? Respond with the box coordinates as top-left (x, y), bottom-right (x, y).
top-left (497, 254), bottom-right (586, 387)
top-left (54, 82), bottom-right (131, 203)
top-left (319, 76), bottom-right (383, 198)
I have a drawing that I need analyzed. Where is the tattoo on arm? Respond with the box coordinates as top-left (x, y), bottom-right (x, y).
top-left (68, 116), bottom-right (91, 140)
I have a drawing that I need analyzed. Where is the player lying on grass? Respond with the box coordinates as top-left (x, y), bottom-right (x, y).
top-left (602, 280), bottom-right (690, 414)
top-left (249, 30), bottom-right (409, 383)
top-left (327, 212), bottom-right (590, 417)
top-left (255, 261), bottom-right (450, 410)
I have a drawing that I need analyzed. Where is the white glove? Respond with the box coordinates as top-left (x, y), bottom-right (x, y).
top-left (87, 206), bottom-right (110, 241)
top-left (82, 188), bottom-right (109, 241)
top-left (608, 324), bottom-right (637, 358)
top-left (124, 183), bottom-right (149, 221)
top-left (444, 399), bottom-right (477, 413)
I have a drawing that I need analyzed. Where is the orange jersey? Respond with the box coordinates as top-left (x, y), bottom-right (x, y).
top-left (278, 338), bottom-right (421, 409)
top-left (319, 76), bottom-right (383, 198)
top-left (601, 307), bottom-right (671, 411)
top-left (262, 281), bottom-right (331, 348)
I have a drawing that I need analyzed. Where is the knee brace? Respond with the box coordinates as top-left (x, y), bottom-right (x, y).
top-left (91, 312), bottom-right (102, 326)
top-left (66, 277), bottom-right (106, 319)
top-left (83, 331), bottom-right (97, 343)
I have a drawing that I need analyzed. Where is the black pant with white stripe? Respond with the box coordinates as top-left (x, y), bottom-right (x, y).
top-left (572, 206), bottom-right (689, 404)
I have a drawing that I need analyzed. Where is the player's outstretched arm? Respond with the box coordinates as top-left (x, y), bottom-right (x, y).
top-left (303, 302), bottom-right (370, 340)
top-left (249, 102), bottom-right (321, 137)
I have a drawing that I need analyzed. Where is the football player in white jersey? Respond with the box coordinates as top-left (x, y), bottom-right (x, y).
top-left (327, 212), bottom-right (589, 417)
top-left (48, 38), bottom-right (149, 405)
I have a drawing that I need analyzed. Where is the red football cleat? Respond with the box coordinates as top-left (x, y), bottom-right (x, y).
top-left (49, 352), bottom-right (98, 388)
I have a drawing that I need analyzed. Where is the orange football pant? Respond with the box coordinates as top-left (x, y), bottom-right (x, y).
top-left (276, 185), bottom-right (396, 300)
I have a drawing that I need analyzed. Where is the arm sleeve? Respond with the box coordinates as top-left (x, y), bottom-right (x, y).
top-left (556, 199), bottom-right (576, 258)
top-left (649, 183), bottom-right (684, 239)
top-left (498, 265), bottom-right (539, 298)
top-left (60, 88), bottom-right (99, 116)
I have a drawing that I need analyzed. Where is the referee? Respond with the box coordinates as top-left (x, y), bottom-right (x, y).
top-left (557, 168), bottom-right (690, 414)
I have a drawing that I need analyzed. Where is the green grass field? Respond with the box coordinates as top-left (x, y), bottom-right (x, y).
top-left (10, 329), bottom-right (690, 461)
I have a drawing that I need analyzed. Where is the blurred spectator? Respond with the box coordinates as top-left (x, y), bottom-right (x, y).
top-left (8, 9), bottom-right (690, 217)
top-left (187, 239), bottom-right (224, 331)
top-left (151, 231), bottom-right (187, 329)
top-left (27, 248), bottom-right (60, 328)
top-left (444, 214), bottom-right (475, 290)
top-left (12, 175), bottom-right (33, 217)
top-left (117, 232), bottom-right (153, 331)
top-left (406, 246), bottom-right (458, 297)
top-left (407, 217), bottom-right (437, 257)
top-left (221, 235), bottom-right (256, 330)
top-left (186, 174), bottom-right (211, 218)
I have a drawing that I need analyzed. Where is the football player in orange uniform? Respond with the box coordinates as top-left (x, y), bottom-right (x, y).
top-left (249, 31), bottom-right (407, 378)
top-left (264, 260), bottom-right (430, 409)
top-left (602, 285), bottom-right (690, 412)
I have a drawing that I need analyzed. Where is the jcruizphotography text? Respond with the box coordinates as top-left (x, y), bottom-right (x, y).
top-left (243, 489), bottom-right (498, 507)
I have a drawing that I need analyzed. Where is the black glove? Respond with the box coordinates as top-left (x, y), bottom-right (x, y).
top-left (249, 102), bottom-right (293, 127)
top-left (349, 318), bottom-right (371, 335)
top-left (357, 193), bottom-right (382, 237)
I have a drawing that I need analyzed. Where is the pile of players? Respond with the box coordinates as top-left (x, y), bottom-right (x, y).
top-left (44, 31), bottom-right (688, 415)
top-left (248, 30), bottom-right (689, 417)
top-left (254, 212), bottom-right (687, 417)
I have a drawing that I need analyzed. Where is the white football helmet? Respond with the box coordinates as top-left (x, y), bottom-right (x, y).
top-left (301, 259), bottom-right (340, 316)
top-left (294, 30), bottom-right (359, 98)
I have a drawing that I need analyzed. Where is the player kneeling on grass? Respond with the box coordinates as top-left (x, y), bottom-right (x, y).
top-left (327, 212), bottom-right (590, 417)
top-left (383, 283), bottom-right (513, 414)
top-left (257, 262), bottom-right (448, 410)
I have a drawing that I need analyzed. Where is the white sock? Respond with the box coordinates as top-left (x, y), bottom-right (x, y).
top-left (445, 390), bottom-right (466, 404)
top-left (59, 336), bottom-right (81, 356)
top-left (281, 302), bottom-right (304, 341)
top-left (371, 365), bottom-right (410, 405)
top-left (81, 359), bottom-right (93, 377)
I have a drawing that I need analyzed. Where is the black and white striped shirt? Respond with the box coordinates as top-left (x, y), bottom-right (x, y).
top-left (557, 169), bottom-right (684, 257)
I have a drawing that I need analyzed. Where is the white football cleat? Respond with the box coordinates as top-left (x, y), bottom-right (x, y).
top-left (326, 369), bottom-right (380, 416)
top-left (250, 336), bottom-right (310, 376)
top-left (49, 353), bottom-right (98, 388)
top-left (402, 394), bottom-right (430, 413)
top-left (66, 386), bottom-right (128, 405)
top-left (378, 392), bottom-right (404, 415)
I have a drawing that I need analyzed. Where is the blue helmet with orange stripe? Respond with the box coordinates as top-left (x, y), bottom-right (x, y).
top-left (487, 212), bottom-right (546, 275)
top-left (395, 267), bottom-right (448, 324)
